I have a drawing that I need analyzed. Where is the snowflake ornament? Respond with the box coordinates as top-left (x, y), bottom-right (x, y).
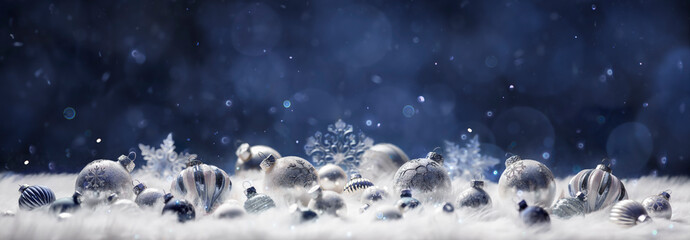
top-left (304, 119), bottom-right (373, 173)
top-left (444, 135), bottom-right (500, 180)
top-left (139, 133), bottom-right (197, 181)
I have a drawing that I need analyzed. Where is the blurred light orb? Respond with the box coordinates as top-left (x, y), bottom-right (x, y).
top-left (130, 50), bottom-right (146, 64)
top-left (365, 120), bottom-right (372, 126)
top-left (225, 100), bottom-right (232, 107)
top-left (542, 152), bottom-right (550, 159)
top-left (606, 68), bottom-right (613, 76)
top-left (283, 100), bottom-right (291, 108)
top-left (485, 55), bottom-right (498, 68)
top-left (231, 3), bottom-right (282, 56)
top-left (402, 105), bottom-right (415, 118)
top-left (63, 107), bottom-right (76, 120)
top-left (606, 122), bottom-right (653, 176)
top-left (417, 96), bottom-right (425, 103)
top-left (221, 136), bottom-right (230, 144)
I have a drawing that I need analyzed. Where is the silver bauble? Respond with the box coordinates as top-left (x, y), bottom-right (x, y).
top-left (642, 191), bottom-right (672, 220)
top-left (361, 186), bottom-right (389, 204)
top-left (107, 194), bottom-right (139, 212)
top-left (551, 192), bottom-right (586, 219)
top-left (568, 162), bottom-right (627, 213)
top-left (243, 185), bottom-right (276, 214)
top-left (261, 155), bottom-right (318, 189)
top-left (213, 203), bottom-right (246, 219)
top-left (133, 183), bottom-right (166, 208)
top-left (610, 200), bottom-right (651, 227)
top-left (343, 173), bottom-right (374, 194)
top-left (457, 180), bottom-right (492, 209)
top-left (518, 200), bottom-right (551, 226)
top-left (318, 164), bottom-right (347, 193)
top-left (170, 161), bottom-right (232, 213)
top-left (497, 155), bottom-right (556, 208)
top-left (50, 192), bottom-right (82, 214)
top-left (393, 152), bottom-right (451, 193)
top-left (360, 143), bottom-right (409, 177)
top-left (373, 205), bottom-right (402, 221)
top-left (307, 185), bottom-right (347, 216)
top-left (18, 184), bottom-right (56, 211)
top-left (75, 155), bottom-right (135, 199)
top-left (235, 143), bottom-right (281, 172)
top-left (396, 189), bottom-right (420, 212)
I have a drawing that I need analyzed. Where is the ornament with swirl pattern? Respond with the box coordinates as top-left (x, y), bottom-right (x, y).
top-left (139, 133), bottom-right (198, 181)
top-left (304, 119), bottom-right (374, 173)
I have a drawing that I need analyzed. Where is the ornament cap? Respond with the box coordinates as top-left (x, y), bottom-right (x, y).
top-left (245, 186), bottom-right (257, 198)
top-left (72, 191), bottom-right (82, 205)
top-left (637, 214), bottom-right (651, 224)
top-left (350, 173), bottom-right (362, 180)
top-left (426, 152), bottom-right (444, 164)
top-left (163, 193), bottom-right (174, 204)
top-left (575, 192), bottom-right (586, 201)
top-left (442, 202), bottom-right (454, 213)
top-left (471, 180), bottom-right (485, 189)
top-left (107, 193), bottom-right (118, 203)
top-left (18, 184), bottom-right (30, 193)
top-left (186, 159), bottom-right (203, 167)
top-left (133, 183), bottom-right (147, 195)
top-left (400, 189), bottom-right (412, 198)
top-left (505, 155), bottom-right (522, 167)
top-left (308, 185), bottom-right (323, 199)
top-left (518, 200), bottom-right (528, 212)
top-left (595, 164), bottom-right (611, 173)
top-left (260, 155), bottom-right (277, 171)
top-left (118, 154), bottom-right (135, 173)
top-left (660, 191), bottom-right (671, 200)
top-left (236, 143), bottom-right (252, 162)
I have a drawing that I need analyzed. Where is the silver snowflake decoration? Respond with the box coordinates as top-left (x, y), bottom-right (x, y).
top-left (139, 133), bottom-right (197, 181)
top-left (304, 119), bottom-right (373, 172)
top-left (444, 135), bottom-right (500, 180)
top-left (84, 165), bottom-right (106, 190)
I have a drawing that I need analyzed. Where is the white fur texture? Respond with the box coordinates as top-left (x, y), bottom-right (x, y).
top-left (0, 171), bottom-right (688, 239)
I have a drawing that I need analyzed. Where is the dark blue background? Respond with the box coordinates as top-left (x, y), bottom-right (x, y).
top-left (1, 0), bottom-right (689, 178)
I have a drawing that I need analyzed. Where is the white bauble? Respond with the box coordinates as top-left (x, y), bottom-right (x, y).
top-left (497, 155), bottom-right (556, 208)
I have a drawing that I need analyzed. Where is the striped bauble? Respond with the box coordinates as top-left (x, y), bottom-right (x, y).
top-left (568, 162), bottom-right (627, 213)
top-left (343, 173), bottom-right (374, 193)
top-left (18, 184), bottom-right (56, 210)
top-left (170, 161), bottom-right (232, 213)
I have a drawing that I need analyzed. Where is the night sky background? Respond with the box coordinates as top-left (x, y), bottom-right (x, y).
top-left (1, 0), bottom-right (689, 179)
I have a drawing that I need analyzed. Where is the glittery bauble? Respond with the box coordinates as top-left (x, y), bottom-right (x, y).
top-left (568, 162), bottom-right (627, 213)
top-left (343, 173), bottom-right (374, 194)
top-left (360, 143), bottom-right (409, 177)
top-left (261, 155), bottom-right (318, 189)
top-left (50, 192), bottom-right (82, 213)
top-left (457, 181), bottom-right (491, 209)
top-left (161, 193), bottom-right (196, 223)
top-left (518, 200), bottom-right (550, 226)
top-left (374, 205), bottom-right (402, 221)
top-left (235, 143), bottom-right (281, 172)
top-left (642, 191), bottom-right (672, 220)
top-left (18, 184), bottom-right (55, 211)
top-left (133, 183), bottom-right (165, 208)
top-left (213, 203), bottom-right (246, 219)
top-left (75, 155), bottom-right (135, 199)
top-left (318, 164), bottom-right (347, 193)
top-left (551, 192), bottom-right (586, 219)
top-left (396, 189), bottom-right (420, 211)
top-left (243, 186), bottom-right (276, 214)
top-left (610, 200), bottom-right (651, 227)
top-left (497, 156), bottom-right (556, 208)
top-left (308, 186), bottom-right (347, 216)
top-left (170, 161), bottom-right (232, 213)
top-left (361, 186), bottom-right (389, 204)
top-left (393, 152), bottom-right (451, 193)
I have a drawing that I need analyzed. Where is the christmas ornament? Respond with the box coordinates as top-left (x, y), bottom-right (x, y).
top-left (161, 193), bottom-right (195, 223)
top-left (318, 164), bottom-right (347, 193)
top-left (568, 161), bottom-right (627, 213)
top-left (551, 192), bottom-right (586, 219)
top-left (260, 155), bottom-right (318, 189)
top-left (518, 200), bottom-right (550, 226)
top-left (213, 203), bottom-right (246, 219)
top-left (374, 205), bottom-right (402, 221)
top-left (610, 200), bottom-right (651, 227)
top-left (243, 184), bottom-right (276, 214)
top-left (133, 183), bottom-right (166, 207)
top-left (107, 193), bottom-right (139, 212)
top-left (308, 185), bottom-right (347, 216)
top-left (170, 160), bottom-right (232, 213)
top-left (343, 173), bottom-right (374, 194)
top-left (497, 155), bottom-right (556, 208)
top-left (393, 152), bottom-right (451, 193)
top-left (139, 133), bottom-right (197, 181)
top-left (361, 186), bottom-right (389, 204)
top-left (290, 204), bottom-right (319, 222)
top-left (642, 191), bottom-right (672, 220)
top-left (396, 189), bottom-right (420, 212)
top-left (441, 202), bottom-right (455, 213)
top-left (50, 192), bottom-right (82, 213)
top-left (457, 180), bottom-right (491, 209)
top-left (75, 154), bottom-right (135, 199)
top-left (235, 143), bottom-right (281, 172)
top-left (18, 184), bottom-right (55, 211)
top-left (444, 135), bottom-right (500, 179)
top-left (304, 119), bottom-right (374, 173)
top-left (359, 143), bottom-right (409, 177)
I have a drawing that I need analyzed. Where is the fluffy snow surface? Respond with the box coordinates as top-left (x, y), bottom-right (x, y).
top-left (0, 171), bottom-right (688, 239)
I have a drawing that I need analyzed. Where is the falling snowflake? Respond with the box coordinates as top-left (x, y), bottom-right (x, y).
top-left (84, 165), bottom-right (106, 190)
top-left (304, 119), bottom-right (373, 172)
top-left (139, 133), bottom-right (197, 181)
top-left (444, 135), bottom-right (500, 180)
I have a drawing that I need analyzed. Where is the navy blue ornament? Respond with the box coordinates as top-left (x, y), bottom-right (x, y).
top-left (161, 193), bottom-right (196, 223)
top-left (396, 189), bottom-right (420, 211)
top-left (442, 202), bottom-right (455, 213)
top-left (50, 192), bottom-right (82, 213)
top-left (457, 180), bottom-right (492, 209)
top-left (18, 184), bottom-right (56, 211)
top-left (518, 200), bottom-right (550, 226)
top-left (343, 173), bottom-right (374, 194)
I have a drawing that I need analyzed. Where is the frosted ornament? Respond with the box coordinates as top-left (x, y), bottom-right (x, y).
top-left (359, 143), bottom-right (409, 177)
top-left (551, 192), bottom-right (587, 219)
top-left (307, 185), bottom-right (347, 216)
top-left (393, 152), bottom-right (451, 193)
top-left (360, 186), bottom-right (389, 205)
top-left (457, 180), bottom-right (492, 209)
top-left (260, 155), bottom-right (318, 189)
top-left (642, 191), bottom-right (672, 220)
top-left (243, 184), bottom-right (276, 214)
top-left (497, 155), bottom-right (556, 208)
top-left (318, 164), bottom-right (347, 193)
top-left (75, 154), bottom-right (135, 200)
top-left (235, 143), bottom-right (281, 172)
top-left (133, 183), bottom-right (166, 208)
